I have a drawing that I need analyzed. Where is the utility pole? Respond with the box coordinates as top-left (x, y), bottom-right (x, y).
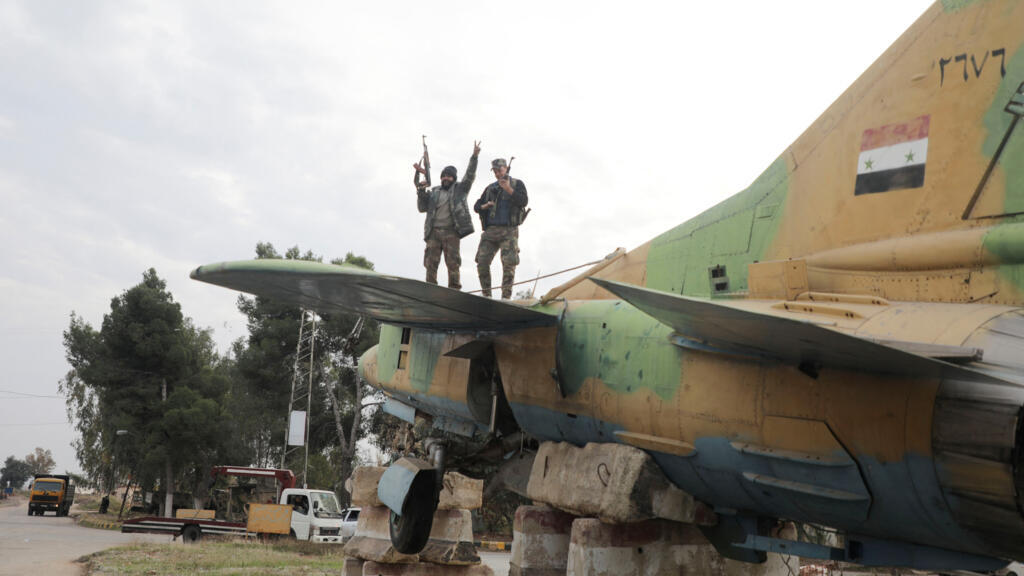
top-left (282, 310), bottom-right (317, 488)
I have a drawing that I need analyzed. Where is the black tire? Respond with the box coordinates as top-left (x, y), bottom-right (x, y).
top-left (27, 507), bottom-right (32, 516)
top-left (182, 524), bottom-right (202, 543)
top-left (388, 474), bottom-right (438, 554)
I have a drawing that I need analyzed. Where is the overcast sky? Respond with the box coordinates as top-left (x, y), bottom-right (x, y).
top-left (0, 1), bottom-right (935, 477)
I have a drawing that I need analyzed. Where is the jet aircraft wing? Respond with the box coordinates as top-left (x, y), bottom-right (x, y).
top-left (591, 277), bottom-right (1004, 383)
top-left (191, 259), bottom-right (557, 331)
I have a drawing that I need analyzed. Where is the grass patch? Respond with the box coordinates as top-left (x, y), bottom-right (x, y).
top-left (77, 511), bottom-right (123, 529)
top-left (84, 540), bottom-right (348, 575)
top-left (75, 492), bottom-right (103, 512)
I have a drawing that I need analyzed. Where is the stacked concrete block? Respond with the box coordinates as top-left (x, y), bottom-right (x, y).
top-left (526, 442), bottom-right (715, 526)
top-left (344, 558), bottom-right (366, 576)
top-left (420, 508), bottom-right (479, 565)
top-left (439, 472), bottom-right (483, 511)
top-left (507, 443), bottom-right (791, 576)
top-left (344, 466), bottom-right (493, 576)
top-left (510, 505), bottom-right (576, 576)
top-left (344, 505), bottom-right (420, 564)
top-left (566, 518), bottom-right (790, 576)
top-left (506, 506), bottom-right (792, 576)
top-left (361, 562), bottom-right (495, 576)
top-left (351, 466), bottom-right (387, 507)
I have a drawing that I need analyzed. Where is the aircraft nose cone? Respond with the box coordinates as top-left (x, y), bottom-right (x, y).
top-left (359, 345), bottom-right (379, 387)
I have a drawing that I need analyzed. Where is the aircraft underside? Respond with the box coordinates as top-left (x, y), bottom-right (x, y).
top-left (363, 297), bottom-right (1024, 570)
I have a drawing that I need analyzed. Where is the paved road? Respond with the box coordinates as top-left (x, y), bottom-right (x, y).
top-left (479, 550), bottom-right (512, 575)
top-left (0, 498), bottom-right (173, 576)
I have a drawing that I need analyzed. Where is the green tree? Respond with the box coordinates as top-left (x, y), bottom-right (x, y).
top-left (1, 456), bottom-right (32, 489)
top-left (61, 269), bottom-right (248, 513)
top-left (24, 448), bottom-right (55, 476)
top-left (233, 243), bottom-right (379, 502)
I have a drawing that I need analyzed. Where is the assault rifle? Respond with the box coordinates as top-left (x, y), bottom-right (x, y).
top-left (418, 135), bottom-right (431, 189)
top-left (504, 156), bottom-right (530, 224)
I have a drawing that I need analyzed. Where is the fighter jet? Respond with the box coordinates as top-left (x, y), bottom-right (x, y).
top-left (193, 0), bottom-right (1024, 570)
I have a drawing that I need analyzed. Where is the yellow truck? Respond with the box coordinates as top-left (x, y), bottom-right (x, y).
top-left (28, 474), bottom-right (75, 517)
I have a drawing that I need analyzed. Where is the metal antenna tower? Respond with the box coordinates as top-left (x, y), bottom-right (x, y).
top-left (282, 309), bottom-right (317, 488)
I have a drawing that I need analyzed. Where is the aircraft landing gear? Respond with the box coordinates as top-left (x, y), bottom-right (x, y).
top-left (385, 439), bottom-right (447, 554)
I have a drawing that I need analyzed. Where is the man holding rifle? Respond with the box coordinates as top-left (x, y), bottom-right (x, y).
top-left (414, 140), bottom-right (480, 289)
top-left (474, 157), bottom-right (529, 299)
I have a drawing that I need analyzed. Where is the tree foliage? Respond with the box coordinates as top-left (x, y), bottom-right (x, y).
top-left (232, 243), bottom-right (379, 501)
top-left (24, 447), bottom-right (56, 476)
top-left (1, 456), bottom-right (32, 489)
top-left (60, 269), bottom-right (248, 501)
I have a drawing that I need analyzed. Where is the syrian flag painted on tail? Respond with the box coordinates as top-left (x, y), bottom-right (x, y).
top-left (855, 115), bottom-right (929, 196)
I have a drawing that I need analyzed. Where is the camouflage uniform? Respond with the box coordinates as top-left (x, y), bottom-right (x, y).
top-left (424, 227), bottom-right (463, 288)
top-left (475, 226), bottom-right (519, 298)
top-left (474, 162), bottom-right (528, 299)
top-left (417, 154), bottom-right (478, 289)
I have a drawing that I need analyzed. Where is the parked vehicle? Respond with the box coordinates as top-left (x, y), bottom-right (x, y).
top-left (28, 474), bottom-right (75, 517)
top-left (998, 562), bottom-right (1024, 576)
top-left (340, 507), bottom-right (360, 539)
top-left (281, 488), bottom-right (349, 543)
top-left (121, 466), bottom-right (346, 543)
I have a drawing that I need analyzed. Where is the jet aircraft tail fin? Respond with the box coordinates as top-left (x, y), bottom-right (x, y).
top-left (608, 1), bottom-right (1024, 307)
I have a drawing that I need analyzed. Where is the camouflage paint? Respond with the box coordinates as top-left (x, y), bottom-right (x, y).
top-left (645, 157), bottom-right (790, 297)
top-left (983, 221), bottom-right (1024, 261)
top-left (981, 43), bottom-right (1024, 213)
top-left (557, 300), bottom-right (682, 399)
top-left (981, 44), bottom-right (1024, 291)
top-left (409, 330), bottom-right (445, 392)
top-left (941, 0), bottom-right (984, 11)
top-left (377, 324), bottom-right (402, 385)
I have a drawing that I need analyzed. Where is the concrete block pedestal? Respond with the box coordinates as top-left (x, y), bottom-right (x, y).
top-left (345, 466), bottom-right (492, 576)
top-left (510, 505), bottom-right (576, 576)
top-left (566, 518), bottom-right (789, 576)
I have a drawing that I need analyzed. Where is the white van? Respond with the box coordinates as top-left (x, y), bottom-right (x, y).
top-left (281, 488), bottom-right (346, 543)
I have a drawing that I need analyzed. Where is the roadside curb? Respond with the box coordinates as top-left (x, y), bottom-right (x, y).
top-left (474, 540), bottom-right (510, 551)
top-left (75, 514), bottom-right (123, 531)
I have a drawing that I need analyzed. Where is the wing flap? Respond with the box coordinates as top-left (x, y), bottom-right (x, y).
top-left (191, 259), bottom-right (556, 331)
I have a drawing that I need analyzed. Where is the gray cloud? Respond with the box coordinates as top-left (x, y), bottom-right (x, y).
top-left (0, 0), bottom-right (934, 474)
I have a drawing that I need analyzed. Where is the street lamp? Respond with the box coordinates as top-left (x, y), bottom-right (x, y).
top-left (113, 429), bottom-right (129, 519)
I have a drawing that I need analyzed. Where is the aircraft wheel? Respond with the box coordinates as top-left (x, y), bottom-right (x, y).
top-left (182, 524), bottom-right (202, 543)
top-left (389, 507), bottom-right (434, 554)
top-left (388, 475), bottom-right (437, 554)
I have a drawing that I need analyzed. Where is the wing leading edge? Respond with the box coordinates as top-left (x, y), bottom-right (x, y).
top-left (191, 259), bottom-right (557, 331)
top-left (589, 277), bottom-right (1004, 384)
